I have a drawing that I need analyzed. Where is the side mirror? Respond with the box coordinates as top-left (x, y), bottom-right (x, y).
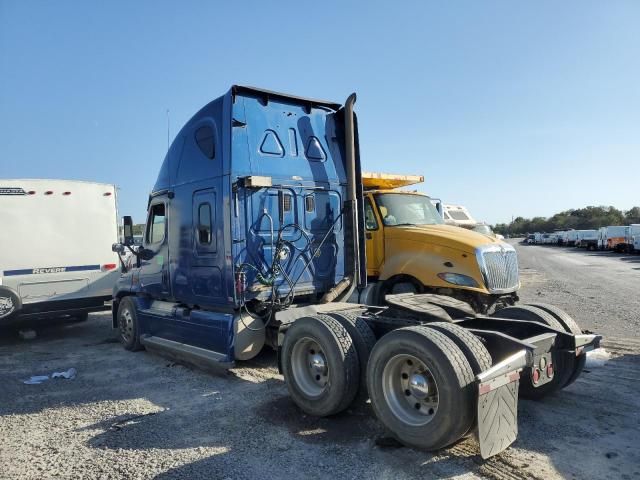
top-left (123, 216), bottom-right (134, 246)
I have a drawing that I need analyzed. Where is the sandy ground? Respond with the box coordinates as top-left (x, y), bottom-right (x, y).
top-left (1, 242), bottom-right (639, 479)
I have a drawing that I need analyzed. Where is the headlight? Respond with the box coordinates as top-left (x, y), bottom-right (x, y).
top-left (437, 272), bottom-right (479, 288)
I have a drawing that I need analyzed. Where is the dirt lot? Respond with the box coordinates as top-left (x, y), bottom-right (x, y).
top-left (1, 242), bottom-right (639, 479)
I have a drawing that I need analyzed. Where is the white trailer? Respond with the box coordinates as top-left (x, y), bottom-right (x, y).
top-left (0, 180), bottom-right (120, 325)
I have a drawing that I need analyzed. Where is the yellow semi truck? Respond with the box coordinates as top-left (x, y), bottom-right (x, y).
top-left (356, 172), bottom-right (519, 314)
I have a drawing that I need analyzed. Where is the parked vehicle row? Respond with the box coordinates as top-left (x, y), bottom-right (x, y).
top-left (525, 225), bottom-right (640, 253)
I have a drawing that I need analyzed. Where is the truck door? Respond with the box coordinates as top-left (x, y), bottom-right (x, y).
top-left (364, 196), bottom-right (384, 276)
top-left (190, 188), bottom-right (225, 303)
top-left (139, 200), bottom-right (171, 298)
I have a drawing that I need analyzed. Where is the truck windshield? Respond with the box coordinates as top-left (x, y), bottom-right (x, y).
top-left (473, 224), bottom-right (493, 236)
top-left (374, 193), bottom-right (444, 226)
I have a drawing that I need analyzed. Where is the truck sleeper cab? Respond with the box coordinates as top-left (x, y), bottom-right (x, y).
top-left (112, 86), bottom-right (600, 460)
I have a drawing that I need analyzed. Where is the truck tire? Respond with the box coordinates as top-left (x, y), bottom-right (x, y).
top-left (424, 322), bottom-right (492, 374)
top-left (117, 297), bottom-right (143, 351)
top-left (525, 303), bottom-right (585, 388)
top-left (327, 312), bottom-right (376, 401)
top-left (281, 315), bottom-right (359, 417)
top-left (492, 305), bottom-right (570, 399)
top-left (367, 326), bottom-right (475, 451)
top-left (492, 305), bottom-right (564, 331)
top-left (523, 303), bottom-right (581, 335)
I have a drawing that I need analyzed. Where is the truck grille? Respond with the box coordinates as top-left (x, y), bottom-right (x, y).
top-left (478, 247), bottom-right (519, 293)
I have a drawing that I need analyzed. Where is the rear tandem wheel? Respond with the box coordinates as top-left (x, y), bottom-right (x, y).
top-left (326, 312), bottom-right (376, 402)
top-left (524, 303), bottom-right (586, 388)
top-left (366, 326), bottom-right (476, 451)
top-left (492, 305), bottom-right (574, 399)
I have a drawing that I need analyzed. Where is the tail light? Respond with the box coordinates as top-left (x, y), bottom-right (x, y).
top-left (546, 364), bottom-right (554, 379)
top-left (102, 263), bottom-right (117, 271)
top-left (532, 368), bottom-right (540, 384)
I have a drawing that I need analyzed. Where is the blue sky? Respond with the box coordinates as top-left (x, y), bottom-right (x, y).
top-left (1, 1), bottom-right (638, 224)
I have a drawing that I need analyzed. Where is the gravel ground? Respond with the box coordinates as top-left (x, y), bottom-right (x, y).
top-left (1, 242), bottom-right (639, 479)
top-left (512, 240), bottom-right (640, 338)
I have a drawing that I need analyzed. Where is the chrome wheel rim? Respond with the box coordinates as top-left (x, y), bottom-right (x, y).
top-left (119, 307), bottom-right (134, 343)
top-left (382, 354), bottom-right (439, 426)
top-left (291, 337), bottom-right (329, 398)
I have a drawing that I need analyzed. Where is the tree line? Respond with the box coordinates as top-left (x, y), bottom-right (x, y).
top-left (493, 206), bottom-right (640, 235)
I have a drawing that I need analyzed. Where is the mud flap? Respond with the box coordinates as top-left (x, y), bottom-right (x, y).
top-left (477, 372), bottom-right (520, 459)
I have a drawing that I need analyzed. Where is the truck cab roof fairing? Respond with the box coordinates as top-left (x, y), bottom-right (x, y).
top-left (153, 86), bottom-right (344, 195)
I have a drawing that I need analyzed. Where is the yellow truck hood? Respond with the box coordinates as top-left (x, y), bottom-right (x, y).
top-left (384, 224), bottom-right (499, 252)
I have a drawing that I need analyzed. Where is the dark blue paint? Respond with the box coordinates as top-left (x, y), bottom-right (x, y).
top-left (114, 86), bottom-right (350, 364)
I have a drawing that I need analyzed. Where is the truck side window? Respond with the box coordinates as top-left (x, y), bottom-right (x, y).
top-left (147, 203), bottom-right (166, 244)
top-left (197, 203), bottom-right (212, 245)
top-left (364, 198), bottom-right (378, 231)
top-left (195, 125), bottom-right (215, 159)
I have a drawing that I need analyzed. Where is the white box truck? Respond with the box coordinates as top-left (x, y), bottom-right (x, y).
top-left (597, 227), bottom-right (608, 250)
top-left (0, 180), bottom-right (120, 325)
top-left (629, 224), bottom-right (640, 253)
top-left (566, 230), bottom-right (578, 247)
top-left (605, 225), bottom-right (630, 252)
top-left (576, 229), bottom-right (598, 250)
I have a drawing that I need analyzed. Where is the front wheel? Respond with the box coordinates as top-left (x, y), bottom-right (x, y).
top-left (367, 326), bottom-right (475, 451)
top-left (117, 297), bottom-right (143, 351)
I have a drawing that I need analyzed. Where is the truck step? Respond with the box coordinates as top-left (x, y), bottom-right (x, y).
top-left (140, 335), bottom-right (234, 369)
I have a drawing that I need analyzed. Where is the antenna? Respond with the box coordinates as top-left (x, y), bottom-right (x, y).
top-left (166, 109), bottom-right (170, 150)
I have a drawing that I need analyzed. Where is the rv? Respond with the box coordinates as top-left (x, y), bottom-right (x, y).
top-left (442, 204), bottom-right (476, 228)
top-left (0, 180), bottom-right (120, 325)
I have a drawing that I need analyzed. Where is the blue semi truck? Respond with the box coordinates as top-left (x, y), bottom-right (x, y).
top-left (111, 86), bottom-right (600, 459)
